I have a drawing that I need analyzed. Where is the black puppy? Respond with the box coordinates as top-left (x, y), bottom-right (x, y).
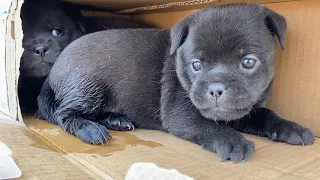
top-left (18, 0), bottom-right (149, 109)
top-left (18, 0), bottom-right (86, 109)
top-left (37, 4), bottom-right (314, 162)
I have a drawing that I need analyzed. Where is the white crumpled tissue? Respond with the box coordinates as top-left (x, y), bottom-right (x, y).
top-left (125, 162), bottom-right (194, 180)
top-left (0, 142), bottom-right (21, 179)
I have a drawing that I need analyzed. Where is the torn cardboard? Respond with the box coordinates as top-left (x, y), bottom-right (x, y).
top-left (0, 0), bottom-right (12, 117)
top-left (0, 0), bottom-right (23, 122)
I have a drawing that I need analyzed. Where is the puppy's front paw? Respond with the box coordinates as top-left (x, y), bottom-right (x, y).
top-left (269, 121), bottom-right (314, 145)
top-left (73, 121), bottom-right (112, 145)
top-left (203, 134), bottom-right (255, 163)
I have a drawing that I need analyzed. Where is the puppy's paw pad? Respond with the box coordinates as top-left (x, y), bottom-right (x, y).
top-left (73, 121), bottom-right (111, 145)
top-left (101, 115), bottom-right (135, 131)
top-left (271, 122), bottom-right (314, 145)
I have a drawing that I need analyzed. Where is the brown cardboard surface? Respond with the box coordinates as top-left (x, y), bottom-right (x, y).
top-left (266, 0), bottom-right (320, 137)
top-left (65, 0), bottom-right (297, 13)
top-left (133, 0), bottom-right (320, 137)
top-left (2, 0), bottom-right (21, 121)
top-left (0, 115), bottom-right (318, 179)
top-left (0, 121), bottom-right (101, 179)
top-left (4, 0), bottom-right (320, 179)
top-left (1, 0), bottom-right (24, 122)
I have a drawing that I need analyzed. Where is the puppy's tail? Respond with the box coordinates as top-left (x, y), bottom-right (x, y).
top-left (36, 78), bottom-right (59, 124)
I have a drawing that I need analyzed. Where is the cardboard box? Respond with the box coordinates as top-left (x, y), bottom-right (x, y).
top-left (1, 0), bottom-right (320, 179)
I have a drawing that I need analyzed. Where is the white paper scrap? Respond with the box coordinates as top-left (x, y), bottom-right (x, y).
top-left (125, 162), bottom-right (194, 180)
top-left (0, 142), bottom-right (21, 179)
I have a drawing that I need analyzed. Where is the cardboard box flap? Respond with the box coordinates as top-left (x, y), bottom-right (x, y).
top-left (1, 0), bottom-right (23, 122)
top-left (0, 0), bottom-right (14, 117)
top-left (65, 0), bottom-right (300, 14)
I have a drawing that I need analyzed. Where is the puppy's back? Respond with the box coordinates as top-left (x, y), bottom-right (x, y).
top-left (49, 28), bottom-right (170, 94)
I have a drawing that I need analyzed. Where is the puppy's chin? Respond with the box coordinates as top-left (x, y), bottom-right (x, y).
top-left (20, 63), bottom-right (52, 78)
top-left (199, 107), bottom-right (251, 121)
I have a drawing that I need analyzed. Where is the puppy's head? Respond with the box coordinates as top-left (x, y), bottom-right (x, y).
top-left (170, 4), bottom-right (286, 121)
top-left (20, 0), bottom-right (86, 78)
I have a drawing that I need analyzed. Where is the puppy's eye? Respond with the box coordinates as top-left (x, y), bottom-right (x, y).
top-left (242, 58), bottom-right (256, 69)
top-left (192, 60), bottom-right (202, 71)
top-left (241, 55), bottom-right (258, 69)
top-left (52, 27), bottom-right (64, 37)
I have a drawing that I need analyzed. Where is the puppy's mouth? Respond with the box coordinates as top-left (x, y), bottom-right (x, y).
top-left (199, 106), bottom-right (251, 121)
top-left (201, 106), bottom-right (250, 112)
top-left (32, 61), bottom-right (53, 69)
top-left (39, 62), bottom-right (52, 65)
top-left (21, 62), bottom-right (53, 78)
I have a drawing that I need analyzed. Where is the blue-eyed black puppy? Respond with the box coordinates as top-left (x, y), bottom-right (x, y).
top-left (37, 4), bottom-right (314, 162)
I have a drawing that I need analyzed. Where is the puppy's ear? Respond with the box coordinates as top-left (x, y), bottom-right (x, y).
top-left (170, 16), bottom-right (194, 55)
top-left (263, 7), bottom-right (287, 49)
top-left (74, 21), bottom-right (87, 34)
top-left (63, 2), bottom-right (87, 34)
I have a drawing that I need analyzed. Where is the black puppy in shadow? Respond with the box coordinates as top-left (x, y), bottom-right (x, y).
top-left (18, 0), bottom-right (149, 110)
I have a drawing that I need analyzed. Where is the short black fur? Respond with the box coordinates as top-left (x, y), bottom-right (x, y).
top-left (38, 4), bottom-right (314, 162)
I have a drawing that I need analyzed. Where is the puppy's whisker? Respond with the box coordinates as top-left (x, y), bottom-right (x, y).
top-left (101, 25), bottom-right (110, 30)
top-left (151, 80), bottom-right (161, 85)
top-left (180, 99), bottom-right (192, 108)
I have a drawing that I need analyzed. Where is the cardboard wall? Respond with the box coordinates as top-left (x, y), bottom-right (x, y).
top-left (0, 0), bottom-right (23, 122)
top-left (133, 0), bottom-right (320, 136)
top-left (0, 0), bottom-right (11, 116)
top-left (4, 0), bottom-right (319, 136)
top-left (66, 0), bottom-right (297, 13)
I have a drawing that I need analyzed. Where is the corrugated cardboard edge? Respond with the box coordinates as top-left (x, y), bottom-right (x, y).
top-left (5, 0), bottom-right (18, 121)
top-left (113, 0), bottom-right (298, 14)
top-left (5, 0), bottom-right (23, 123)
top-left (115, 0), bottom-right (218, 13)
top-left (14, 0), bottom-right (23, 123)
top-left (0, 2), bottom-right (10, 117)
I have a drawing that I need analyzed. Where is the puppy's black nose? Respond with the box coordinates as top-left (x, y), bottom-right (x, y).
top-left (208, 83), bottom-right (227, 99)
top-left (33, 45), bottom-right (49, 58)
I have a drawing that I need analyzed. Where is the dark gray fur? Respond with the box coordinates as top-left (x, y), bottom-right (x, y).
top-left (18, 0), bottom-right (150, 109)
top-left (37, 4), bottom-right (314, 162)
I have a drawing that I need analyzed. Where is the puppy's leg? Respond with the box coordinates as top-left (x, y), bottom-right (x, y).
top-left (49, 77), bottom-right (111, 144)
top-left (53, 101), bottom-right (111, 144)
top-left (97, 113), bottom-right (135, 131)
top-left (55, 113), bottom-right (111, 145)
top-left (163, 107), bottom-right (255, 162)
top-left (36, 78), bottom-right (59, 124)
top-left (162, 97), bottom-right (255, 162)
top-left (230, 108), bottom-right (314, 145)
